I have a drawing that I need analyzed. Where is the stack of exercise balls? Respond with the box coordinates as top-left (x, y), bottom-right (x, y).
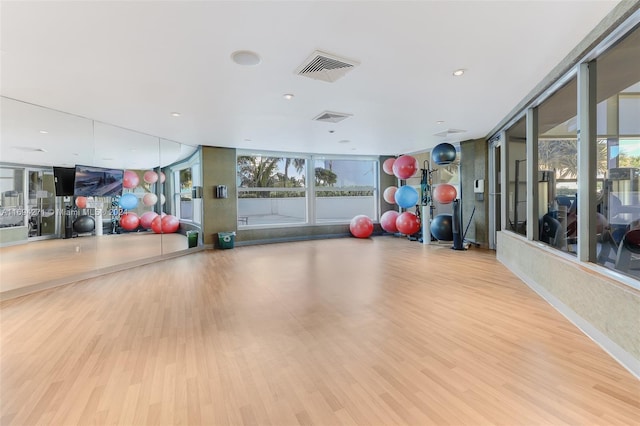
top-left (379, 155), bottom-right (421, 235)
top-left (117, 169), bottom-right (178, 234)
top-left (429, 143), bottom-right (458, 241)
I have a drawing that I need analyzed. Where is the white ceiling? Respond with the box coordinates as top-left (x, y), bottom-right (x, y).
top-left (0, 0), bottom-right (621, 162)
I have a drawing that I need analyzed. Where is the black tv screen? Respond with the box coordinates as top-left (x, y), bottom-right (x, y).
top-left (53, 166), bottom-right (76, 196)
top-left (73, 165), bottom-right (124, 197)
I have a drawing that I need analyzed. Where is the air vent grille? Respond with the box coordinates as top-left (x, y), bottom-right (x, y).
top-left (434, 128), bottom-right (467, 138)
top-left (313, 111), bottom-right (353, 123)
top-left (296, 50), bottom-right (359, 83)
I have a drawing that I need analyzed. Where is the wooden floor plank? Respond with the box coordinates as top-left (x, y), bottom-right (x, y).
top-left (1, 237), bottom-right (639, 425)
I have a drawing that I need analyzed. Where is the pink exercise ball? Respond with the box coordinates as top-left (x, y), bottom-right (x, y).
top-left (380, 210), bottom-right (400, 233)
top-left (396, 211), bottom-right (421, 235)
top-left (139, 211), bottom-right (158, 229)
top-left (143, 170), bottom-right (158, 184)
top-left (151, 214), bottom-right (180, 234)
top-left (142, 193), bottom-right (158, 206)
top-left (382, 158), bottom-right (396, 175)
top-left (350, 215), bottom-right (374, 238)
top-left (433, 184), bottom-right (458, 204)
top-left (159, 171), bottom-right (166, 184)
top-left (123, 170), bottom-right (139, 189)
top-left (392, 155), bottom-right (418, 179)
top-left (383, 186), bottom-right (398, 204)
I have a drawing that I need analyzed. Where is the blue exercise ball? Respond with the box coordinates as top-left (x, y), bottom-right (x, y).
top-left (430, 214), bottom-right (453, 241)
top-left (432, 143), bottom-right (457, 165)
top-left (394, 185), bottom-right (419, 209)
top-left (73, 215), bottom-right (95, 233)
top-left (118, 193), bottom-right (138, 210)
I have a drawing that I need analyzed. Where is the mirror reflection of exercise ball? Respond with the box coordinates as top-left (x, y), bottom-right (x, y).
top-left (432, 143), bottom-right (457, 165)
top-left (123, 170), bottom-right (139, 189)
top-left (73, 215), bottom-right (95, 233)
top-left (430, 214), bottom-right (453, 241)
top-left (118, 193), bottom-right (138, 210)
top-left (433, 184), bottom-right (457, 204)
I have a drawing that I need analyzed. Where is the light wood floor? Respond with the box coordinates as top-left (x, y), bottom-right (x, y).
top-left (1, 237), bottom-right (638, 425)
top-left (0, 233), bottom-right (189, 293)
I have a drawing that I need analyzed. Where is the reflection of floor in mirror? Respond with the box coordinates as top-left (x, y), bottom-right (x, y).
top-left (0, 233), bottom-right (188, 293)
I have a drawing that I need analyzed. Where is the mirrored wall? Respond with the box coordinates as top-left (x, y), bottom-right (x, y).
top-left (0, 97), bottom-right (202, 297)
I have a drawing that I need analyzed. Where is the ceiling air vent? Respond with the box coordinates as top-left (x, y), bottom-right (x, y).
top-left (296, 50), bottom-right (359, 83)
top-left (313, 111), bottom-right (353, 123)
top-left (434, 128), bottom-right (466, 138)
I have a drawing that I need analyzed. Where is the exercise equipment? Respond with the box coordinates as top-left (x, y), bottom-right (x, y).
top-left (382, 158), bottom-right (396, 175)
top-left (392, 155), bottom-right (418, 179)
top-left (118, 193), bottom-right (138, 210)
top-left (159, 171), bottom-right (166, 184)
top-left (396, 211), bottom-right (420, 235)
top-left (433, 184), bottom-right (457, 204)
top-left (142, 193), bottom-right (158, 206)
top-left (143, 170), bottom-right (158, 184)
top-left (139, 211), bottom-right (158, 229)
top-left (430, 214), bottom-right (453, 241)
top-left (431, 143), bottom-right (457, 165)
top-left (123, 170), bottom-right (139, 189)
top-left (380, 210), bottom-right (399, 233)
top-left (349, 215), bottom-right (374, 238)
top-left (120, 212), bottom-right (140, 231)
top-left (75, 196), bottom-right (87, 209)
top-left (452, 199), bottom-right (464, 250)
top-left (151, 214), bottom-right (180, 234)
top-left (73, 215), bottom-right (95, 233)
top-left (383, 186), bottom-right (397, 204)
top-left (394, 185), bottom-right (419, 209)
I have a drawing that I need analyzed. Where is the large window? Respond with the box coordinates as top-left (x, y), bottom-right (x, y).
top-left (237, 152), bottom-right (378, 227)
top-left (594, 24), bottom-right (640, 279)
top-left (314, 158), bottom-right (377, 222)
top-left (537, 78), bottom-right (578, 255)
top-left (237, 154), bottom-right (308, 226)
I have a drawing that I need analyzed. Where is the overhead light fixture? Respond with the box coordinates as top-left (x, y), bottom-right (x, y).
top-left (39, 130), bottom-right (48, 134)
top-left (283, 93), bottom-right (294, 100)
top-left (231, 50), bottom-right (261, 66)
top-left (244, 138), bottom-right (252, 142)
top-left (436, 121), bottom-right (445, 125)
top-left (338, 140), bottom-right (350, 144)
top-left (170, 112), bottom-right (181, 117)
top-left (453, 69), bottom-right (465, 76)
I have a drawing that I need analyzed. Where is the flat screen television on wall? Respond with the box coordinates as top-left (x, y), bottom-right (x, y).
top-left (53, 166), bottom-right (76, 196)
top-left (73, 165), bottom-right (124, 197)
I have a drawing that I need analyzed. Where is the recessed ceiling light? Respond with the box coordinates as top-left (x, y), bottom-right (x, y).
top-left (73, 153), bottom-right (79, 156)
top-left (102, 158), bottom-right (114, 161)
top-left (39, 130), bottom-right (48, 134)
top-left (453, 69), bottom-right (465, 76)
top-left (437, 121), bottom-right (445, 125)
top-left (283, 93), bottom-right (294, 100)
top-left (231, 50), bottom-right (261, 66)
top-left (338, 139), bottom-right (350, 144)
top-left (170, 112), bottom-right (181, 117)
top-left (244, 138), bottom-right (252, 142)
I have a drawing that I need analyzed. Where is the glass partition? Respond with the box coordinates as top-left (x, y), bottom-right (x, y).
top-left (506, 116), bottom-right (527, 236)
top-left (594, 24), bottom-right (640, 279)
top-left (0, 96), bottom-right (201, 297)
top-left (537, 78), bottom-right (578, 255)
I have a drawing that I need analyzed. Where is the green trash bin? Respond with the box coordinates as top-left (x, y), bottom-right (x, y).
top-left (187, 230), bottom-right (198, 248)
top-left (218, 232), bottom-right (236, 249)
